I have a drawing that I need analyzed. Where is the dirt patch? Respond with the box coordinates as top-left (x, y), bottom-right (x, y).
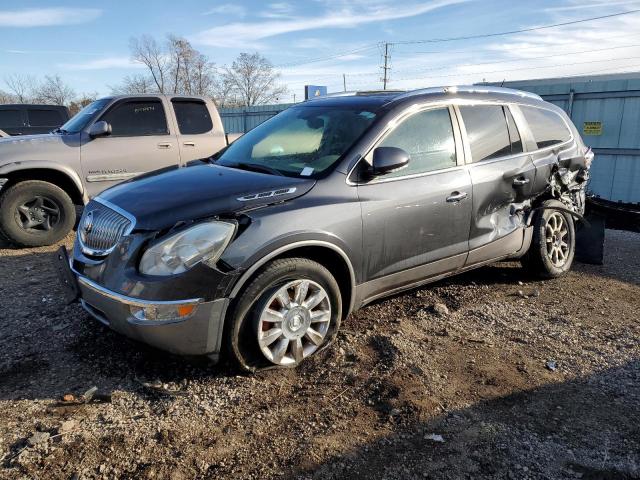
top-left (0, 230), bottom-right (638, 479)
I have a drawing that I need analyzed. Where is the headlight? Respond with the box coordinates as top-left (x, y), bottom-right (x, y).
top-left (139, 221), bottom-right (236, 276)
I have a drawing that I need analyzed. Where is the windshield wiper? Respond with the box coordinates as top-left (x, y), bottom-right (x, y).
top-left (52, 128), bottom-right (69, 135)
top-left (230, 162), bottom-right (284, 177)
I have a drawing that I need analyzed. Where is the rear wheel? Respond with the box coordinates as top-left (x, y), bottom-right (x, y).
top-left (0, 180), bottom-right (76, 247)
top-left (522, 199), bottom-right (576, 278)
top-left (227, 258), bottom-right (342, 371)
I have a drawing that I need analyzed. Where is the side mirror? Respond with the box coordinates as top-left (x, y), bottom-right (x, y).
top-left (89, 121), bottom-right (111, 138)
top-left (372, 146), bottom-right (410, 175)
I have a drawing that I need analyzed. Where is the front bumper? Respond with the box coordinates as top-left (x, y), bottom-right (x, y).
top-left (77, 273), bottom-right (229, 360)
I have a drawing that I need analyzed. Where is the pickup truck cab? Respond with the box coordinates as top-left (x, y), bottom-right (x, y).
top-left (0, 94), bottom-right (233, 247)
top-left (0, 104), bottom-right (70, 136)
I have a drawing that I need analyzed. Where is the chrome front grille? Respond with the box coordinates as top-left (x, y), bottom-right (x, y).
top-left (78, 199), bottom-right (135, 256)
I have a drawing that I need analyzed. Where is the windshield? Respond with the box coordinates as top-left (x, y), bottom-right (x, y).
top-left (215, 105), bottom-right (377, 178)
top-left (59, 98), bottom-right (111, 133)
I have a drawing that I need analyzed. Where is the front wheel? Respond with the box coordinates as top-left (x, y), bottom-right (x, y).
top-left (227, 258), bottom-right (342, 371)
top-left (522, 199), bottom-right (576, 278)
top-left (0, 180), bottom-right (76, 247)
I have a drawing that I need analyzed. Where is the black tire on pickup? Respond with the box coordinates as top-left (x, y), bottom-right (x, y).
top-left (0, 180), bottom-right (76, 247)
top-left (522, 199), bottom-right (576, 278)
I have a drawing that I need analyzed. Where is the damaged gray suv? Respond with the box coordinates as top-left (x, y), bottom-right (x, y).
top-left (57, 86), bottom-right (592, 371)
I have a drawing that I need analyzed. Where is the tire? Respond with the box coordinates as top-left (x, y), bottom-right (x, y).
top-left (0, 180), bottom-right (76, 247)
top-left (226, 258), bottom-right (342, 371)
top-left (522, 199), bottom-right (576, 278)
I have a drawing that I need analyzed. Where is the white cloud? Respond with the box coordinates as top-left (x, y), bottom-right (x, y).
top-left (545, 0), bottom-right (640, 12)
top-left (204, 4), bottom-right (247, 17)
top-left (58, 57), bottom-right (143, 71)
top-left (0, 7), bottom-right (102, 27)
top-left (190, 0), bottom-right (468, 48)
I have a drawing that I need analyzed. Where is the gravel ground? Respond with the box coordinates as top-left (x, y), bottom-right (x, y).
top-left (0, 230), bottom-right (638, 480)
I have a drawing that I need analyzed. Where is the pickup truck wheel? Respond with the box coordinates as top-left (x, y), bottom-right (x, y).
top-left (522, 199), bottom-right (576, 278)
top-left (227, 258), bottom-right (342, 371)
top-left (0, 180), bottom-right (76, 247)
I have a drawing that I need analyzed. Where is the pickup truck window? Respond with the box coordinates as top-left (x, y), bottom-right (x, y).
top-left (374, 107), bottom-right (456, 178)
top-left (216, 105), bottom-right (377, 178)
top-left (520, 106), bottom-right (572, 149)
top-left (28, 109), bottom-right (63, 127)
top-left (460, 105), bottom-right (512, 162)
top-left (0, 109), bottom-right (22, 128)
top-left (172, 100), bottom-right (213, 134)
top-left (101, 100), bottom-right (168, 137)
top-left (60, 98), bottom-right (110, 133)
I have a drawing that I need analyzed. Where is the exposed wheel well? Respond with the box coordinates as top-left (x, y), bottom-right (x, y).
top-left (2, 169), bottom-right (84, 205)
top-left (234, 245), bottom-right (355, 320)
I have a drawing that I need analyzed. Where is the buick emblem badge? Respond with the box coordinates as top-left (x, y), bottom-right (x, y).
top-left (83, 210), bottom-right (95, 235)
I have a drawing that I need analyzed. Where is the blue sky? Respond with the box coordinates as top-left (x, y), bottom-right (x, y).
top-left (1, 0), bottom-right (640, 102)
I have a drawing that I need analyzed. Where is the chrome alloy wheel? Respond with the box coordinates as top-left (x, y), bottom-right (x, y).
top-left (257, 279), bottom-right (332, 366)
top-left (545, 212), bottom-right (570, 268)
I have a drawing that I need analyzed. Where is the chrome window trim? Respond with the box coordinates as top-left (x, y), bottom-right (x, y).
top-left (76, 272), bottom-right (203, 307)
top-left (78, 197), bottom-right (137, 257)
top-left (346, 102), bottom-right (462, 186)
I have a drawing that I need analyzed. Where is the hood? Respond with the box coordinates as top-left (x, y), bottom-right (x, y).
top-left (0, 133), bottom-right (81, 167)
top-left (99, 163), bottom-right (316, 230)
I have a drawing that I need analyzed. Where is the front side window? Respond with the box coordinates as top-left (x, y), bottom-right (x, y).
top-left (28, 109), bottom-right (63, 127)
top-left (0, 109), bottom-right (22, 128)
top-left (459, 105), bottom-right (511, 162)
top-left (372, 107), bottom-right (457, 178)
top-left (172, 100), bottom-right (213, 134)
top-left (520, 106), bottom-right (572, 149)
top-left (101, 100), bottom-right (168, 137)
top-left (215, 105), bottom-right (377, 178)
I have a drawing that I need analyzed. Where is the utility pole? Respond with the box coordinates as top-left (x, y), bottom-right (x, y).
top-left (343, 73), bottom-right (347, 92)
top-left (381, 42), bottom-right (391, 90)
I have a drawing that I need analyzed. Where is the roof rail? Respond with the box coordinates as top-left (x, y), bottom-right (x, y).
top-left (396, 85), bottom-right (543, 101)
top-left (312, 90), bottom-right (404, 99)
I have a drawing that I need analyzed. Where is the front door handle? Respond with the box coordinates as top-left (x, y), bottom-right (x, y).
top-left (157, 142), bottom-right (173, 149)
top-left (183, 141), bottom-right (196, 147)
top-left (446, 191), bottom-right (468, 203)
top-left (513, 177), bottom-right (530, 186)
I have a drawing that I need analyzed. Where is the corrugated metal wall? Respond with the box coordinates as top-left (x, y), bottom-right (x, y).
top-left (219, 103), bottom-right (293, 134)
top-left (488, 74), bottom-right (640, 204)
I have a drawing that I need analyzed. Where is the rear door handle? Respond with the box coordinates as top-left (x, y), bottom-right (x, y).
top-left (446, 191), bottom-right (468, 203)
top-left (183, 141), bottom-right (196, 147)
top-left (157, 142), bottom-right (173, 149)
top-left (513, 177), bottom-right (530, 186)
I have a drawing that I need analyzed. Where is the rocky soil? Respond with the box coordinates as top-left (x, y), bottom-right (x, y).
top-left (0, 230), bottom-right (638, 480)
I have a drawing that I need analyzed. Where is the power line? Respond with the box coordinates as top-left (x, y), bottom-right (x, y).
top-left (275, 44), bottom-right (378, 68)
top-left (390, 9), bottom-right (640, 45)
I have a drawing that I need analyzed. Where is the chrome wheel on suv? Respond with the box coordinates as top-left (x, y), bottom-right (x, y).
top-left (257, 279), bottom-right (332, 366)
top-left (545, 212), bottom-right (570, 268)
top-left (228, 258), bottom-right (342, 371)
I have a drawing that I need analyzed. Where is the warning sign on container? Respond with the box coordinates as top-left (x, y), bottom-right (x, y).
top-left (583, 121), bottom-right (602, 136)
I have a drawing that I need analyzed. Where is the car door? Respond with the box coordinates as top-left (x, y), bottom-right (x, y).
top-left (355, 105), bottom-right (472, 301)
top-left (456, 103), bottom-right (536, 265)
top-left (80, 97), bottom-right (180, 197)
top-left (170, 98), bottom-right (227, 163)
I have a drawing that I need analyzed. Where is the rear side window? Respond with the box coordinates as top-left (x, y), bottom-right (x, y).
top-left (520, 106), bottom-right (571, 149)
top-left (0, 109), bottom-right (22, 128)
top-left (101, 100), bottom-right (168, 137)
top-left (375, 107), bottom-right (457, 178)
top-left (504, 107), bottom-right (523, 154)
top-left (28, 109), bottom-right (63, 127)
top-left (172, 100), bottom-right (213, 134)
top-left (459, 105), bottom-right (511, 162)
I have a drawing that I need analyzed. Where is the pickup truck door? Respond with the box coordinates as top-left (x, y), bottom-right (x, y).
top-left (355, 105), bottom-right (472, 302)
top-left (79, 97), bottom-right (180, 198)
top-left (456, 104), bottom-right (536, 265)
top-left (169, 97), bottom-right (228, 163)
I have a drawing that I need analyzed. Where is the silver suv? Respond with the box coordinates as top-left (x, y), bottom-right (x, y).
top-left (0, 95), bottom-right (232, 247)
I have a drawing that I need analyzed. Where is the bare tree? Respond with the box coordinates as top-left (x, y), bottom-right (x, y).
top-left (0, 89), bottom-right (16, 104)
top-left (110, 74), bottom-right (157, 95)
top-left (130, 35), bottom-right (169, 93)
top-left (222, 53), bottom-right (287, 106)
top-left (33, 75), bottom-right (76, 105)
top-left (4, 74), bottom-right (37, 103)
